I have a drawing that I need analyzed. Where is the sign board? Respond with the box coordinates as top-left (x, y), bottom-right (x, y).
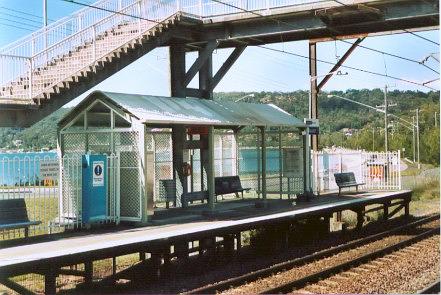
top-left (283, 148), bottom-right (303, 178)
top-left (40, 159), bottom-right (59, 180)
top-left (82, 154), bottom-right (107, 223)
top-left (92, 161), bottom-right (104, 187)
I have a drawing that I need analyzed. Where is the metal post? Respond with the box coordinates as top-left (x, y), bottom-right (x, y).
top-left (278, 127), bottom-right (282, 199)
top-left (309, 42), bottom-right (318, 151)
top-left (412, 116), bottom-right (416, 163)
top-left (207, 126), bottom-right (215, 211)
top-left (92, 25), bottom-right (96, 62)
top-left (261, 127), bottom-right (267, 202)
top-left (416, 108), bottom-right (420, 169)
top-left (384, 85), bottom-right (388, 153)
top-left (435, 112), bottom-right (438, 127)
top-left (28, 58), bottom-right (33, 102)
top-left (43, 0), bottom-right (48, 64)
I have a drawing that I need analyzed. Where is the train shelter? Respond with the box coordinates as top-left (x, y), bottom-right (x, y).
top-left (58, 90), bottom-right (316, 224)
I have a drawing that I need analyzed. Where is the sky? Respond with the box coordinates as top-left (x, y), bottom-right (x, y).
top-left (0, 0), bottom-right (439, 107)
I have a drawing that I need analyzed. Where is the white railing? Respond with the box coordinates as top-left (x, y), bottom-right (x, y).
top-left (0, 153), bottom-right (60, 240)
top-left (0, 153), bottom-right (119, 241)
top-left (0, 0), bottom-right (341, 102)
top-left (312, 150), bottom-right (402, 193)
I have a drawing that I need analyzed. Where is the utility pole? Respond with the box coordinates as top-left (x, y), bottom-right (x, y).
top-left (372, 127), bottom-right (375, 151)
top-left (412, 116), bottom-right (416, 163)
top-left (416, 109), bottom-right (420, 169)
top-left (383, 85), bottom-right (388, 153)
top-left (435, 112), bottom-right (438, 127)
top-left (43, 0), bottom-right (48, 27)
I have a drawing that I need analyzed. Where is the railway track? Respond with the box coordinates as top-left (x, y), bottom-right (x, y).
top-left (185, 214), bottom-right (439, 294)
top-left (262, 227), bottom-right (438, 294)
top-left (418, 280), bottom-right (440, 294)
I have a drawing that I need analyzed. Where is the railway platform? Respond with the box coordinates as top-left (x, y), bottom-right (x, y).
top-left (0, 189), bottom-right (411, 294)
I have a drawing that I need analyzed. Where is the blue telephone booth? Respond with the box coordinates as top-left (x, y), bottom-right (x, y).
top-left (82, 154), bottom-right (107, 223)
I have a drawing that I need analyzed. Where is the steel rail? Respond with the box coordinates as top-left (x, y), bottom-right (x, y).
top-left (418, 280), bottom-right (440, 294)
top-left (261, 227), bottom-right (439, 294)
top-left (185, 214), bottom-right (439, 294)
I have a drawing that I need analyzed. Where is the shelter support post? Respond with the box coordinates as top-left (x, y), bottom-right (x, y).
top-left (207, 126), bottom-right (215, 211)
top-left (172, 126), bottom-right (188, 207)
top-left (261, 127), bottom-right (267, 203)
top-left (302, 127), bottom-right (312, 199)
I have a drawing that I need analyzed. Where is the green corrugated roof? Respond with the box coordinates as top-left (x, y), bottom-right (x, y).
top-left (61, 91), bottom-right (307, 128)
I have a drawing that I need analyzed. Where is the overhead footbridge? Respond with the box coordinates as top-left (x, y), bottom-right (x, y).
top-left (0, 0), bottom-right (438, 127)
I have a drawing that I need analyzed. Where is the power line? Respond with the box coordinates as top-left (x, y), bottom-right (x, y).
top-left (0, 6), bottom-right (56, 22)
top-left (339, 39), bottom-right (439, 74)
top-left (0, 22), bottom-right (35, 32)
top-left (0, 17), bottom-right (42, 30)
top-left (256, 45), bottom-right (438, 91)
top-left (0, 11), bottom-right (46, 26)
top-left (404, 29), bottom-right (439, 46)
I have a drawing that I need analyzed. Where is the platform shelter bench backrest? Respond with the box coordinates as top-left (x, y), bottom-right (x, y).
top-left (334, 172), bottom-right (365, 196)
top-left (0, 198), bottom-right (41, 237)
top-left (215, 176), bottom-right (251, 198)
top-left (181, 176), bottom-right (251, 206)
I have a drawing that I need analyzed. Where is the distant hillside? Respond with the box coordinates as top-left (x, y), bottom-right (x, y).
top-left (215, 89), bottom-right (439, 164)
top-left (0, 89), bottom-right (438, 164)
top-left (0, 107), bottom-right (70, 151)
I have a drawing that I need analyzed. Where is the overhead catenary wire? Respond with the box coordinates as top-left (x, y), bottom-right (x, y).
top-left (256, 45), bottom-right (438, 91)
top-left (338, 39), bottom-right (439, 74)
top-left (404, 29), bottom-right (439, 46)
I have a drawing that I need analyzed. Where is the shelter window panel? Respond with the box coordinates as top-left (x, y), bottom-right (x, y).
top-left (264, 128), bottom-right (283, 196)
top-left (150, 131), bottom-right (173, 205)
top-left (237, 127), bottom-right (261, 197)
top-left (88, 132), bottom-right (111, 154)
top-left (62, 133), bottom-right (86, 156)
top-left (214, 130), bottom-right (237, 178)
top-left (281, 129), bottom-right (304, 196)
top-left (115, 131), bottom-right (141, 221)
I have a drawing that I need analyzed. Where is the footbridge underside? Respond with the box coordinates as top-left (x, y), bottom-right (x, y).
top-left (0, 0), bottom-right (438, 127)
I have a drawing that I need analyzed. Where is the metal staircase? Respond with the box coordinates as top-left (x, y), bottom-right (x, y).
top-left (0, 0), bottom-right (189, 106)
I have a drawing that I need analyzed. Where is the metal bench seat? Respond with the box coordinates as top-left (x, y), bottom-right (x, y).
top-left (0, 198), bottom-right (41, 237)
top-left (334, 172), bottom-right (365, 196)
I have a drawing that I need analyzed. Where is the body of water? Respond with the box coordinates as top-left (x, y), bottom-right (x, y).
top-left (0, 151), bottom-right (58, 186)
